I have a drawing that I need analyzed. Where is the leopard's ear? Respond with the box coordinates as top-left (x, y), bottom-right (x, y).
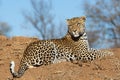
top-left (66, 19), bottom-right (70, 25)
top-left (80, 16), bottom-right (86, 22)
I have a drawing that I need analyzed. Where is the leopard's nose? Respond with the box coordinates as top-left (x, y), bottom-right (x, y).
top-left (74, 30), bottom-right (77, 32)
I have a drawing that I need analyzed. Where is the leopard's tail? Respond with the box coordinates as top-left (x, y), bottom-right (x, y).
top-left (10, 61), bottom-right (28, 78)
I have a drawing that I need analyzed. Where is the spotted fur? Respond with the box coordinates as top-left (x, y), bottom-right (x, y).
top-left (10, 16), bottom-right (113, 78)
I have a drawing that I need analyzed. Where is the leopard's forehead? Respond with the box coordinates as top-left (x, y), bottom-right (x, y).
top-left (67, 17), bottom-right (85, 25)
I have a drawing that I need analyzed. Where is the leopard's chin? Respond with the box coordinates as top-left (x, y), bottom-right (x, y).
top-left (73, 34), bottom-right (80, 38)
top-left (71, 35), bottom-right (80, 41)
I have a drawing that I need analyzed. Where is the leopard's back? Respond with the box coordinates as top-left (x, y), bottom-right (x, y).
top-left (22, 40), bottom-right (57, 66)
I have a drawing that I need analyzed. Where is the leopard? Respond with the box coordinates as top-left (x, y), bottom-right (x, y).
top-left (10, 16), bottom-right (113, 78)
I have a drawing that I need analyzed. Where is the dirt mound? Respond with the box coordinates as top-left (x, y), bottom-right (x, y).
top-left (0, 36), bottom-right (120, 80)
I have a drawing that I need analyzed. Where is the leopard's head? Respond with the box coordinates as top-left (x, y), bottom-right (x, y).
top-left (66, 16), bottom-right (86, 40)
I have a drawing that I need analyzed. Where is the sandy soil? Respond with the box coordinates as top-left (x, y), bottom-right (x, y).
top-left (0, 35), bottom-right (120, 80)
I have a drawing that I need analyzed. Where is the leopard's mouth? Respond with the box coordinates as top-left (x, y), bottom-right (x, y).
top-left (73, 34), bottom-right (80, 38)
top-left (70, 32), bottom-right (84, 41)
top-left (72, 32), bottom-right (84, 38)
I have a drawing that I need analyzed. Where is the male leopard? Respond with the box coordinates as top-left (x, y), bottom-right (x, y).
top-left (10, 16), bottom-right (113, 78)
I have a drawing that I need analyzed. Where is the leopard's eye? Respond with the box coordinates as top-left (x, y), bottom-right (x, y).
top-left (77, 23), bottom-right (81, 26)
